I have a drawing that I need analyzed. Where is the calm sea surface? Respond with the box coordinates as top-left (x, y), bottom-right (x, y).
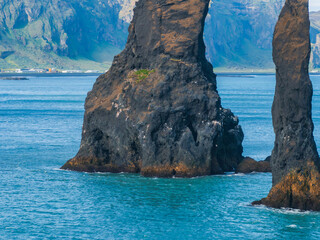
top-left (1, 74), bottom-right (320, 239)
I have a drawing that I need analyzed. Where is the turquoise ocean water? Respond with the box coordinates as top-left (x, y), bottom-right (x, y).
top-left (1, 75), bottom-right (320, 239)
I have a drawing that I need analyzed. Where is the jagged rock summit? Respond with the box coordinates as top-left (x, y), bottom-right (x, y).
top-left (253, 0), bottom-right (320, 211)
top-left (62, 0), bottom-right (244, 177)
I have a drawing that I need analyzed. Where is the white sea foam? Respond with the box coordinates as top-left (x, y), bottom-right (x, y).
top-left (270, 207), bottom-right (318, 216)
top-left (252, 202), bottom-right (320, 216)
top-left (238, 202), bottom-right (252, 207)
top-left (287, 224), bottom-right (298, 228)
top-left (52, 168), bottom-right (67, 172)
top-left (222, 173), bottom-right (245, 177)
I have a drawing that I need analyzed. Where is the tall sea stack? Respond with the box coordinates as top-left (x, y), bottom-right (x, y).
top-left (62, 0), bottom-right (244, 177)
top-left (253, 0), bottom-right (320, 211)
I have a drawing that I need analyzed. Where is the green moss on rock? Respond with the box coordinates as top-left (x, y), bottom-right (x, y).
top-left (134, 69), bottom-right (155, 83)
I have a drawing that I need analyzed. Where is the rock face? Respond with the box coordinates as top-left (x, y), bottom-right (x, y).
top-left (3, 0), bottom-right (320, 71)
top-left (253, 0), bottom-right (320, 211)
top-left (62, 0), bottom-right (244, 177)
top-left (310, 11), bottom-right (320, 69)
top-left (236, 157), bottom-right (271, 174)
top-left (253, 162), bottom-right (320, 211)
top-left (205, 0), bottom-right (285, 70)
top-left (271, 0), bottom-right (319, 186)
top-left (0, 0), bottom-right (129, 70)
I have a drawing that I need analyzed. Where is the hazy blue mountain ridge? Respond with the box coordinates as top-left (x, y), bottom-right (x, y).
top-left (0, 0), bottom-right (128, 70)
top-left (0, 0), bottom-right (319, 71)
top-left (311, 11), bottom-right (320, 69)
top-left (205, 0), bottom-right (285, 70)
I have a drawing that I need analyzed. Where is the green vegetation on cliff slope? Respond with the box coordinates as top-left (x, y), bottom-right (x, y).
top-left (0, 0), bottom-right (128, 70)
top-left (205, 0), bottom-right (284, 70)
top-left (1, 0), bottom-right (320, 71)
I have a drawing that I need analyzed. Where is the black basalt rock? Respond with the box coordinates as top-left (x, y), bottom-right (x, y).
top-left (236, 157), bottom-right (271, 174)
top-left (271, 0), bottom-right (319, 186)
top-left (253, 0), bottom-right (320, 211)
top-left (61, 0), bottom-right (244, 177)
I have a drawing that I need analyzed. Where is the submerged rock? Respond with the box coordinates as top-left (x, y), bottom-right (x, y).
top-left (253, 0), bottom-right (320, 210)
top-left (236, 157), bottom-right (271, 174)
top-left (62, 0), bottom-right (244, 177)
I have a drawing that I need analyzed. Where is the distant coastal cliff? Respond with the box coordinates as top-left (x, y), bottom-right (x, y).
top-left (2, 0), bottom-right (320, 71)
top-left (61, 0), bottom-right (244, 177)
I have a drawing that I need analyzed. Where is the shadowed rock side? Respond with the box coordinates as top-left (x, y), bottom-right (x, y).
top-left (61, 0), bottom-right (244, 177)
top-left (253, 0), bottom-right (320, 211)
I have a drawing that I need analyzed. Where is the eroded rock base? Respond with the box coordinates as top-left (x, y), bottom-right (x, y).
top-left (252, 162), bottom-right (320, 211)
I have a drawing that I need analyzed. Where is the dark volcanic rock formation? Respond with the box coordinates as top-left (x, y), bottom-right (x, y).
top-left (271, 0), bottom-right (319, 186)
top-left (236, 157), bottom-right (271, 174)
top-left (253, 0), bottom-right (320, 211)
top-left (61, 0), bottom-right (244, 177)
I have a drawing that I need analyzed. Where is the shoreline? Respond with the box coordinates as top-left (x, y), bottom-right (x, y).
top-left (1, 72), bottom-right (320, 78)
top-left (0, 72), bottom-right (101, 78)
